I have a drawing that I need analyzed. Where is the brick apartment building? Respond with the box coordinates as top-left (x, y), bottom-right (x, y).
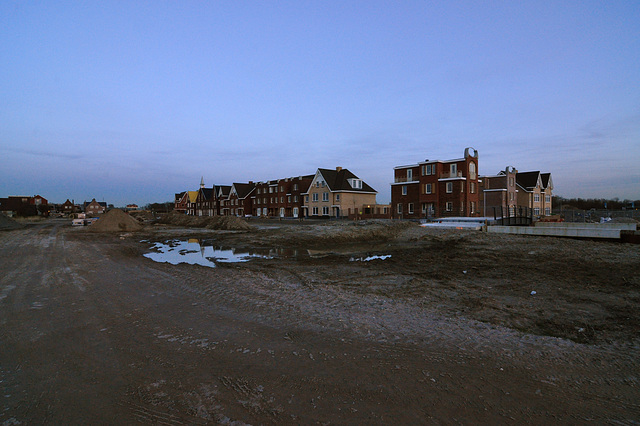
top-left (391, 147), bottom-right (481, 219)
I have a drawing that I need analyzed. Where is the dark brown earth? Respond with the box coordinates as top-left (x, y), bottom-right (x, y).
top-left (1, 218), bottom-right (639, 424)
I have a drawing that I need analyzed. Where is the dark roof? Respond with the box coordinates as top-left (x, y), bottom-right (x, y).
top-left (540, 173), bottom-right (551, 189)
top-left (515, 171), bottom-right (541, 191)
top-left (233, 183), bottom-right (256, 199)
top-left (318, 168), bottom-right (377, 193)
top-left (218, 185), bottom-right (232, 197)
top-left (199, 187), bottom-right (214, 201)
top-left (175, 192), bottom-right (186, 201)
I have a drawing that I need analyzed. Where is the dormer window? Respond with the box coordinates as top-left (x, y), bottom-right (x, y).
top-left (349, 179), bottom-right (362, 189)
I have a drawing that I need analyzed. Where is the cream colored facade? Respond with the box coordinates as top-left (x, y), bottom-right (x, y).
top-left (304, 168), bottom-right (377, 218)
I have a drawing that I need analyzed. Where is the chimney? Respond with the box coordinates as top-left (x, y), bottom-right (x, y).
top-left (336, 166), bottom-right (342, 172)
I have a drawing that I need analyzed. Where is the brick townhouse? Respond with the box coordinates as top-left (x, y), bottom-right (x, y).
top-left (175, 167), bottom-right (377, 219)
top-left (480, 168), bottom-right (553, 217)
top-left (391, 147), bottom-right (481, 219)
top-left (252, 175), bottom-right (314, 218)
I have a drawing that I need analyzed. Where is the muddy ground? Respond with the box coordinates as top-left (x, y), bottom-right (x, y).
top-left (1, 218), bottom-right (639, 424)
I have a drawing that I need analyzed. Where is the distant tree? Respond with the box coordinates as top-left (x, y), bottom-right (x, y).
top-left (554, 196), bottom-right (638, 210)
top-left (145, 202), bottom-right (173, 213)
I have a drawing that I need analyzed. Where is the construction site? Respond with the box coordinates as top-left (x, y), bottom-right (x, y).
top-left (0, 213), bottom-right (638, 424)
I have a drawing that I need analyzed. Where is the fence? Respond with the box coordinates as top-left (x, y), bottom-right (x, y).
top-left (490, 206), bottom-right (533, 226)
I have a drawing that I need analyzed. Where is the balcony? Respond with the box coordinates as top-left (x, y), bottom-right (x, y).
top-left (394, 177), bottom-right (416, 183)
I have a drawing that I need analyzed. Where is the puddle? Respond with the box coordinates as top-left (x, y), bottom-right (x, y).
top-left (143, 239), bottom-right (303, 267)
top-left (143, 239), bottom-right (392, 267)
top-left (350, 255), bottom-right (392, 262)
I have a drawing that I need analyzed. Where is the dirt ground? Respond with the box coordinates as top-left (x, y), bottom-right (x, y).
top-left (1, 218), bottom-right (639, 424)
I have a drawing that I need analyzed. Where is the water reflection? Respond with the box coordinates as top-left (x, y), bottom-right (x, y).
top-left (143, 239), bottom-right (302, 267)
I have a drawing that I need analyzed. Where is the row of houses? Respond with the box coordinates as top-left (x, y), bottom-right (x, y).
top-left (391, 147), bottom-right (553, 219)
top-left (175, 167), bottom-right (387, 219)
top-left (177, 148), bottom-right (553, 220)
top-left (0, 196), bottom-right (121, 217)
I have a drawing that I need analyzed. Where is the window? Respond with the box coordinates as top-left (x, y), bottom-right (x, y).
top-left (450, 164), bottom-right (457, 176)
top-left (407, 169), bottom-right (413, 181)
top-left (294, 195), bottom-right (299, 202)
top-left (469, 162), bottom-right (476, 180)
top-left (336, 194), bottom-right (340, 201)
top-left (408, 203), bottom-right (414, 214)
top-left (446, 202), bottom-right (453, 212)
top-left (316, 182), bottom-right (320, 188)
top-left (470, 182), bottom-right (476, 194)
top-left (293, 207), bottom-right (298, 216)
top-left (545, 195), bottom-right (551, 203)
top-left (350, 179), bottom-right (362, 189)
top-left (312, 193), bottom-right (319, 202)
top-left (460, 181), bottom-right (464, 193)
top-left (422, 164), bottom-right (434, 175)
top-left (288, 196), bottom-right (291, 203)
top-left (446, 182), bottom-right (453, 193)
top-left (425, 183), bottom-right (432, 194)
top-left (280, 186), bottom-right (284, 192)
top-left (509, 177), bottom-right (515, 187)
top-left (322, 206), bottom-right (329, 215)
top-left (322, 192), bottom-right (329, 202)
top-left (402, 185), bottom-right (407, 195)
top-left (269, 187), bottom-right (273, 193)
top-left (534, 194), bottom-right (540, 202)
top-left (545, 207), bottom-right (550, 215)
top-left (280, 197), bottom-right (284, 203)
top-left (312, 207), bottom-right (319, 215)
top-left (534, 207), bottom-right (540, 215)
top-left (293, 184), bottom-right (298, 191)
top-left (262, 208), bottom-right (267, 216)
top-left (305, 195), bottom-right (309, 203)
top-left (397, 204), bottom-right (403, 214)
top-left (470, 201), bottom-right (476, 214)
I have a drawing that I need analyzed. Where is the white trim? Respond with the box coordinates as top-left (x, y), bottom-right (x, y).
top-left (438, 177), bottom-right (466, 181)
top-left (390, 181), bottom-right (420, 186)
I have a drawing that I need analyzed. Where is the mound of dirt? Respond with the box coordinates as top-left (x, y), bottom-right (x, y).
top-left (158, 211), bottom-right (253, 231)
top-left (89, 209), bottom-right (144, 232)
top-left (0, 214), bottom-right (23, 231)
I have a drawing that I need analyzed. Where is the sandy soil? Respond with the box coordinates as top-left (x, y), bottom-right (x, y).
top-left (1, 218), bottom-right (638, 424)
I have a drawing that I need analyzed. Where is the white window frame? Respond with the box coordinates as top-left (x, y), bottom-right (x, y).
top-left (397, 204), bottom-right (403, 214)
top-left (322, 192), bottom-right (329, 202)
top-left (322, 206), bottom-right (329, 215)
top-left (402, 185), bottom-right (407, 195)
top-left (312, 193), bottom-right (319, 202)
top-left (407, 169), bottom-right (413, 181)
top-left (425, 183), bottom-right (432, 194)
top-left (446, 202), bottom-right (453, 212)
top-left (450, 164), bottom-right (457, 176)
top-left (446, 182), bottom-right (453, 193)
top-left (408, 203), bottom-right (414, 214)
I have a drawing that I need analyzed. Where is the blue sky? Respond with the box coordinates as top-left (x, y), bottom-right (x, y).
top-left (1, 1), bottom-right (638, 206)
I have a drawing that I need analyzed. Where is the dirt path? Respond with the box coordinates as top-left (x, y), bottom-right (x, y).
top-left (1, 220), bottom-right (638, 424)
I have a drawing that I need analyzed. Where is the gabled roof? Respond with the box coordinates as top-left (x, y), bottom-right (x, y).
top-left (187, 191), bottom-right (199, 203)
top-left (217, 185), bottom-right (231, 198)
top-left (316, 168), bottom-right (377, 193)
top-left (198, 187), bottom-right (214, 201)
top-left (175, 192), bottom-right (186, 201)
top-left (516, 171), bottom-right (542, 191)
top-left (540, 173), bottom-right (553, 190)
top-left (231, 182), bottom-right (256, 199)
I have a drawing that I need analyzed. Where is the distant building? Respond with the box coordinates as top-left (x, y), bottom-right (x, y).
top-left (84, 199), bottom-right (107, 215)
top-left (304, 167), bottom-right (377, 218)
top-left (126, 204), bottom-right (139, 211)
top-left (391, 148), bottom-right (480, 219)
top-left (479, 168), bottom-right (553, 218)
